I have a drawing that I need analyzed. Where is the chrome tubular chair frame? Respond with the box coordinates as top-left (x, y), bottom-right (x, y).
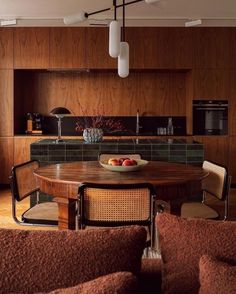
top-left (10, 160), bottom-right (58, 227)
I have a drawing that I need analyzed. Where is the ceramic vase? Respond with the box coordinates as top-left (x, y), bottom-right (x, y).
top-left (83, 128), bottom-right (103, 143)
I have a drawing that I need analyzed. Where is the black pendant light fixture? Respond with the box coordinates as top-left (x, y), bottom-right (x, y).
top-left (63, 0), bottom-right (160, 78)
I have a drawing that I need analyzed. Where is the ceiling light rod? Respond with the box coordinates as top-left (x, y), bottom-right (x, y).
top-left (85, 0), bottom-right (144, 18)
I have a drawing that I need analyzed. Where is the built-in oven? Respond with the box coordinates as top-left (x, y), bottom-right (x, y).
top-left (193, 100), bottom-right (228, 135)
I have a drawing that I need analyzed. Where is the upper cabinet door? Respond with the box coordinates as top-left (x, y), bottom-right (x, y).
top-left (50, 28), bottom-right (87, 69)
top-left (14, 28), bottom-right (50, 68)
top-left (86, 28), bottom-right (116, 69)
top-left (126, 27), bottom-right (193, 69)
top-left (193, 28), bottom-right (230, 69)
top-left (0, 28), bottom-right (13, 69)
top-left (230, 28), bottom-right (236, 69)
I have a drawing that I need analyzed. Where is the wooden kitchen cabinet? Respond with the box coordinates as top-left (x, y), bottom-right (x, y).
top-left (0, 137), bottom-right (13, 184)
top-left (0, 28), bottom-right (13, 69)
top-left (126, 27), bottom-right (193, 69)
top-left (86, 28), bottom-right (116, 69)
top-left (193, 28), bottom-right (230, 69)
top-left (13, 136), bottom-right (51, 165)
top-left (0, 70), bottom-right (13, 137)
top-left (229, 70), bottom-right (236, 135)
top-left (230, 28), bottom-right (236, 69)
top-left (194, 136), bottom-right (229, 167)
top-left (192, 69), bottom-right (230, 100)
top-left (49, 28), bottom-right (87, 69)
top-left (14, 28), bottom-right (50, 68)
top-left (229, 136), bottom-right (236, 183)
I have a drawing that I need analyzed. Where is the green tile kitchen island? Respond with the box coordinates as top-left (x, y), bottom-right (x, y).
top-left (30, 138), bottom-right (204, 165)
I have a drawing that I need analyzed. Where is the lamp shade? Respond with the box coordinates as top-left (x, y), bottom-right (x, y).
top-left (118, 42), bottom-right (129, 78)
top-left (63, 11), bottom-right (86, 25)
top-left (109, 20), bottom-right (121, 58)
top-left (50, 107), bottom-right (71, 115)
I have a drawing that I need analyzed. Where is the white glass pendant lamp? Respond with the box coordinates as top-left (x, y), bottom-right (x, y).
top-left (109, 20), bottom-right (121, 58)
top-left (118, 41), bottom-right (129, 78)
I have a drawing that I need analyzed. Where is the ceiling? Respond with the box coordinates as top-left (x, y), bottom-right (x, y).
top-left (0, 0), bottom-right (236, 27)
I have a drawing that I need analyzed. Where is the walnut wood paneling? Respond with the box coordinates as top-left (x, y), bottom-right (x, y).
top-left (192, 69), bottom-right (230, 99)
top-left (185, 71), bottom-right (193, 134)
top-left (16, 71), bottom-right (186, 116)
top-left (13, 136), bottom-right (50, 165)
top-left (0, 137), bottom-right (13, 184)
top-left (49, 28), bottom-right (87, 69)
top-left (0, 28), bottom-right (13, 69)
top-left (229, 70), bottom-right (236, 135)
top-left (86, 28), bottom-right (116, 69)
top-left (230, 28), bottom-right (236, 69)
top-left (229, 136), bottom-right (236, 183)
top-left (14, 28), bottom-right (49, 68)
top-left (126, 27), bottom-right (193, 69)
top-left (194, 136), bottom-right (229, 167)
top-left (0, 70), bottom-right (13, 136)
top-left (193, 28), bottom-right (230, 69)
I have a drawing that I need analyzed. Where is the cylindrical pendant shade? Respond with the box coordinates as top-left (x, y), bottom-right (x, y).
top-left (118, 42), bottom-right (129, 78)
top-left (109, 20), bottom-right (121, 58)
top-left (63, 11), bottom-right (86, 25)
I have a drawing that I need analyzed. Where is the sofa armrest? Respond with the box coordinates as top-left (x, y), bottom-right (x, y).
top-left (139, 258), bottom-right (162, 294)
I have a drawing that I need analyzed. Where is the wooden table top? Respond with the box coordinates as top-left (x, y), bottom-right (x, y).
top-left (34, 161), bottom-right (209, 229)
top-left (34, 161), bottom-right (208, 186)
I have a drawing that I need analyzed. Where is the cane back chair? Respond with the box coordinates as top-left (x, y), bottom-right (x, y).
top-left (10, 160), bottom-right (58, 226)
top-left (181, 160), bottom-right (231, 220)
top-left (78, 182), bottom-right (157, 248)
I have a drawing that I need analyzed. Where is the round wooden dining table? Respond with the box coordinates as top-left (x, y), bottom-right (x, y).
top-left (34, 161), bottom-right (208, 230)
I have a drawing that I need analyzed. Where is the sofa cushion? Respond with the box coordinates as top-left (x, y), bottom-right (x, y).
top-left (0, 226), bottom-right (146, 294)
top-left (156, 213), bottom-right (236, 294)
top-left (199, 255), bottom-right (236, 294)
top-left (40, 272), bottom-right (138, 294)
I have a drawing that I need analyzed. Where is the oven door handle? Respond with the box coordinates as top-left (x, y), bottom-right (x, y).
top-left (195, 107), bottom-right (227, 111)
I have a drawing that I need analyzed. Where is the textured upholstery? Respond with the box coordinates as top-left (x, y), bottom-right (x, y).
top-left (199, 255), bottom-right (236, 294)
top-left (39, 272), bottom-right (138, 294)
top-left (156, 213), bottom-right (236, 294)
top-left (0, 226), bottom-right (146, 294)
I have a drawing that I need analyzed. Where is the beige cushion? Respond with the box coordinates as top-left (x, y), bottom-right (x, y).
top-left (0, 226), bottom-right (146, 293)
top-left (199, 255), bottom-right (236, 294)
top-left (156, 213), bottom-right (236, 294)
top-left (181, 202), bottom-right (219, 219)
top-left (39, 272), bottom-right (138, 294)
top-left (23, 202), bottom-right (58, 221)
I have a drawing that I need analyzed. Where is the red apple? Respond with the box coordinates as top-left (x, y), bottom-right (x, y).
top-left (119, 157), bottom-right (130, 165)
top-left (108, 158), bottom-right (120, 166)
top-left (122, 159), bottom-right (137, 166)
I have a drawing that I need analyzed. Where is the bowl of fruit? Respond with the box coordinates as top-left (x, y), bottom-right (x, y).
top-left (99, 157), bottom-right (148, 172)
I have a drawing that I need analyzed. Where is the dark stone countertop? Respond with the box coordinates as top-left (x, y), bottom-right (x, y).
top-left (31, 138), bottom-right (203, 146)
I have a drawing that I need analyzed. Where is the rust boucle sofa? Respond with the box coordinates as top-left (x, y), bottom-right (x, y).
top-left (0, 214), bottom-right (235, 294)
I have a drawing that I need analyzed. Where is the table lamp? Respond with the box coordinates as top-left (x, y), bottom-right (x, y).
top-left (50, 107), bottom-right (71, 143)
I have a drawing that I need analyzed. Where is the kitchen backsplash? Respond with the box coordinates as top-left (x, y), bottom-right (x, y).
top-left (41, 116), bottom-right (186, 136)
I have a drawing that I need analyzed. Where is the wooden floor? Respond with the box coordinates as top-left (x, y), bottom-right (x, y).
top-left (0, 188), bottom-right (236, 231)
